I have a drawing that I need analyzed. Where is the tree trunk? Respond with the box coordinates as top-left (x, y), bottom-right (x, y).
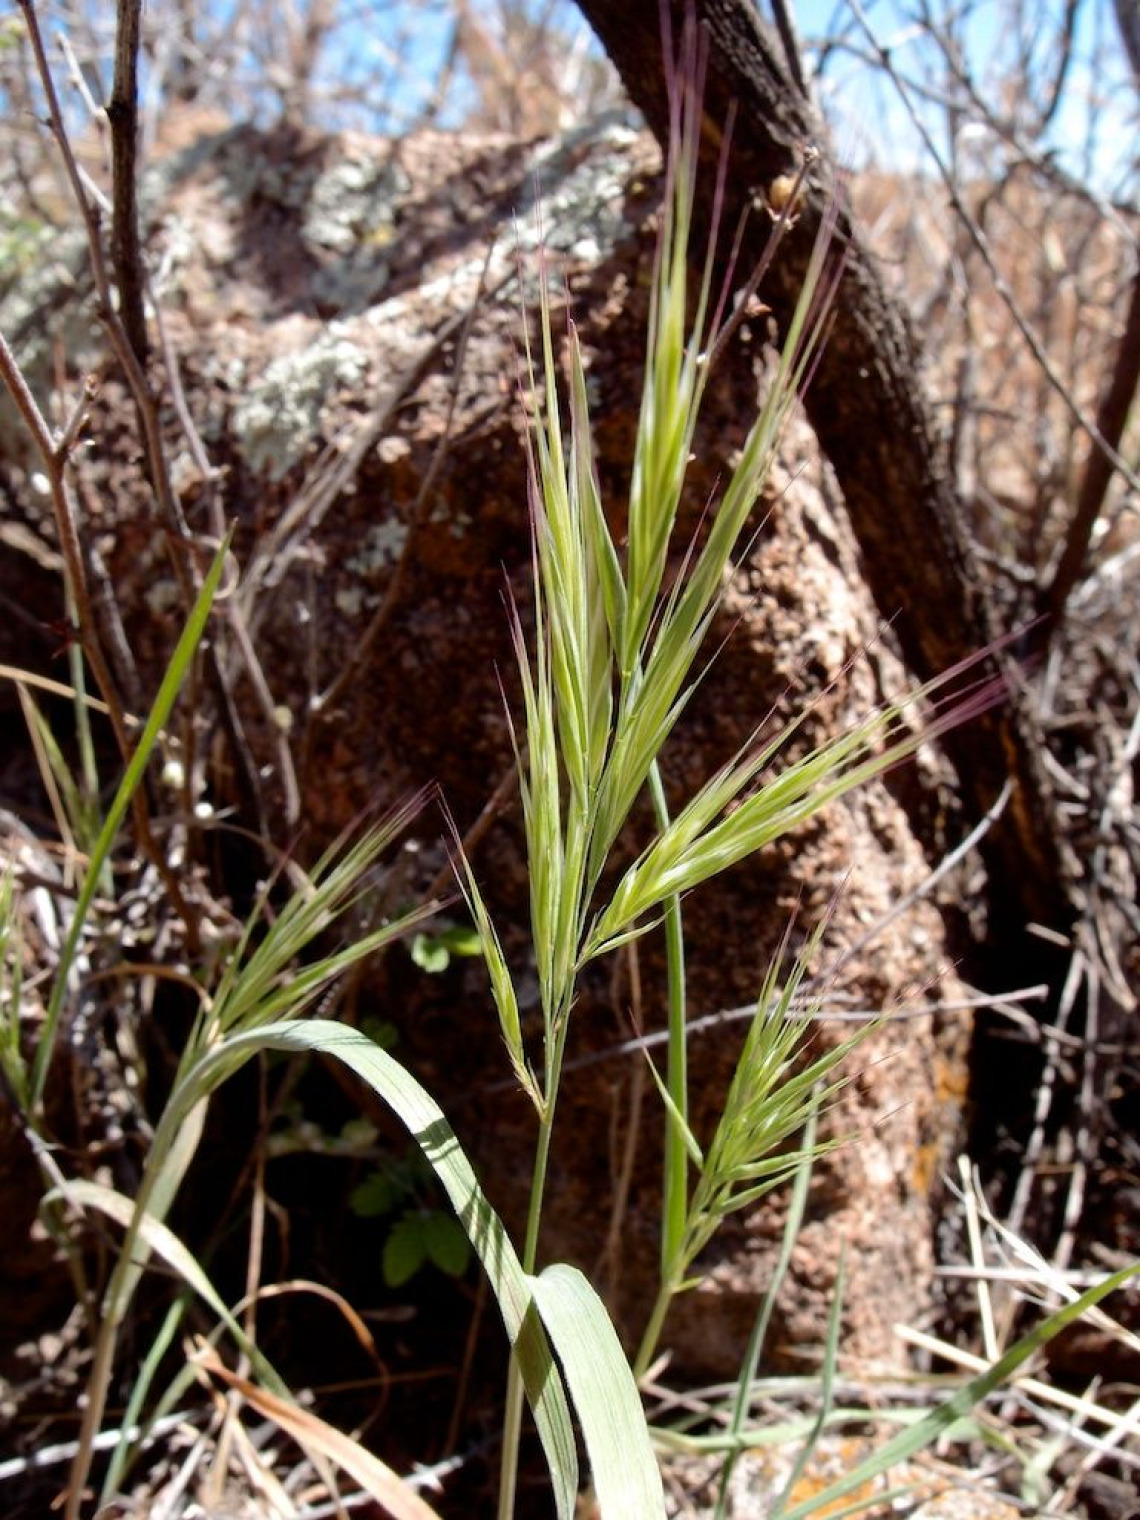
top-left (575, 0), bottom-right (1078, 946)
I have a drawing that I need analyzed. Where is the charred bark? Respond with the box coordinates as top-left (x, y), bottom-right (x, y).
top-left (575, 0), bottom-right (1079, 946)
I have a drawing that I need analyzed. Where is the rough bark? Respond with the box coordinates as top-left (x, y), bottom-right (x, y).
top-left (575, 0), bottom-right (1079, 948)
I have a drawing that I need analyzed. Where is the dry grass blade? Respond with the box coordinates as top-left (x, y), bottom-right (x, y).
top-left (777, 1257), bottom-right (1140, 1520)
top-left (192, 1342), bottom-right (444, 1520)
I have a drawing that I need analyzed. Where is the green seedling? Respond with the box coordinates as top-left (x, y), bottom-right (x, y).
top-left (409, 922), bottom-right (484, 974)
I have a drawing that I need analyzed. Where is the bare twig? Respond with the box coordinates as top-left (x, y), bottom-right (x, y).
top-left (150, 299), bottom-right (276, 836)
top-left (73, 464), bottom-right (146, 717)
top-left (1115, 0), bottom-right (1140, 87)
top-left (847, 0), bottom-right (1140, 507)
top-left (1004, 942), bottom-right (1086, 1246)
top-left (769, 0), bottom-right (809, 97)
top-left (107, 0), bottom-right (148, 367)
top-left (1038, 0), bottom-right (1082, 131)
top-left (0, 323), bottom-right (162, 876)
top-left (1053, 945), bottom-right (1097, 1273)
top-left (19, 0), bottom-right (307, 850)
top-left (18, 0), bottom-right (194, 574)
top-left (827, 777), bottom-right (1012, 983)
top-left (226, 606), bottom-right (302, 827)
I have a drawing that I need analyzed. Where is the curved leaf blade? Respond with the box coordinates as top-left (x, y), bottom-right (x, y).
top-left (532, 1263), bottom-right (665, 1519)
top-left (212, 1019), bottom-right (580, 1519)
top-left (50, 1178), bottom-right (283, 1392)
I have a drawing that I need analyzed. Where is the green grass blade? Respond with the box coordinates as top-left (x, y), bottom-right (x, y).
top-left (526, 257), bottom-right (594, 812)
top-left (777, 1256), bottom-right (1140, 1520)
top-left (65, 595), bottom-right (101, 819)
top-left (0, 864), bottom-right (28, 1109)
top-left (203, 797), bottom-right (432, 1044)
top-left (532, 1263), bottom-right (666, 1518)
top-left (105, 1293), bottom-right (188, 1496)
top-left (451, 848), bottom-right (543, 1113)
top-left (19, 688), bottom-right (96, 856)
top-left (771, 1248), bottom-right (845, 1519)
top-left (30, 534), bottom-right (231, 1112)
top-left (645, 762), bottom-right (691, 1294)
top-left (622, 47), bottom-right (711, 670)
top-left (568, 325), bottom-right (619, 792)
top-left (509, 569), bottom-right (567, 1023)
top-left (213, 1019), bottom-right (580, 1519)
top-left (102, 809), bottom-right (434, 1324)
top-left (642, 1050), bottom-right (704, 1168)
top-left (715, 1109), bottom-right (819, 1518)
top-left (51, 1178), bottom-right (282, 1389)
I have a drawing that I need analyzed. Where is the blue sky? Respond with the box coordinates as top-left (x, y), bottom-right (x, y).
top-left (364, 0), bottom-right (1137, 197)
top-left (778, 1), bottom-right (1137, 194)
top-left (28, 0), bottom-right (1133, 200)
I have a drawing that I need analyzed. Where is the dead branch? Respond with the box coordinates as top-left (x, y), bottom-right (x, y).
top-left (107, 0), bottom-right (148, 368)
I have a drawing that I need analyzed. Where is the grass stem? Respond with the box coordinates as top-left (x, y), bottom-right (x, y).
top-left (648, 758), bottom-right (688, 1364)
top-left (497, 1016), bottom-right (567, 1519)
top-left (633, 1276), bottom-right (678, 1384)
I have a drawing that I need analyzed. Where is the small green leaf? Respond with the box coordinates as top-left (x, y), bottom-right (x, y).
top-left (423, 1212), bottom-right (471, 1278)
top-left (349, 1173), bottom-right (400, 1218)
top-left (384, 1214), bottom-right (427, 1286)
top-left (411, 932), bottom-right (451, 974)
top-left (361, 1017), bottom-right (397, 1048)
top-left (340, 1118), bottom-right (378, 1148)
top-left (410, 923), bottom-right (485, 973)
top-left (440, 925), bottom-right (484, 958)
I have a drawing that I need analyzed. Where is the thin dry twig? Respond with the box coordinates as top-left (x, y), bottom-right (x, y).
top-left (1042, 265), bottom-right (1140, 629)
top-left (0, 322), bottom-right (182, 918)
top-left (18, 0), bottom-right (313, 847)
top-left (16, 0), bottom-right (195, 562)
top-left (151, 298), bottom-right (292, 831)
top-left (847, 0), bottom-right (1140, 509)
top-left (107, 0), bottom-right (148, 368)
top-left (73, 461), bottom-right (146, 715)
top-left (1004, 942), bottom-right (1084, 1247)
top-left (11, 0), bottom-right (240, 946)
